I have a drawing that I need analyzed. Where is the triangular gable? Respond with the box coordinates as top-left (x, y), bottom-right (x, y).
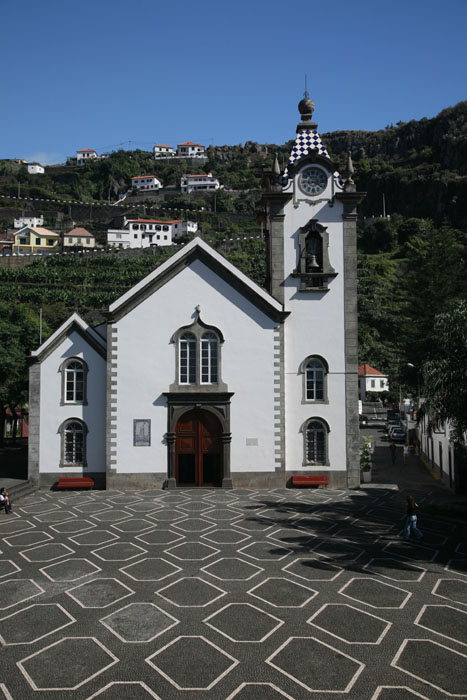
top-left (30, 312), bottom-right (107, 363)
top-left (108, 237), bottom-right (287, 322)
top-left (358, 363), bottom-right (384, 377)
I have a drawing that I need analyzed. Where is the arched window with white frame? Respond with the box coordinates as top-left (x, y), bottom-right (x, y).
top-left (301, 356), bottom-right (328, 403)
top-left (60, 358), bottom-right (88, 405)
top-left (302, 418), bottom-right (329, 466)
top-left (60, 418), bottom-right (88, 467)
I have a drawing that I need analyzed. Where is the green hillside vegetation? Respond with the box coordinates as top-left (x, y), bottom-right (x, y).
top-left (1, 101), bottom-right (467, 408)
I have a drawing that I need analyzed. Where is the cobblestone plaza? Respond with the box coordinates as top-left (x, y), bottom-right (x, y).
top-left (1, 484), bottom-right (467, 700)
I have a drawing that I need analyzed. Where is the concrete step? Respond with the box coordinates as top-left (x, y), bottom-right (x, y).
top-left (8, 480), bottom-right (38, 504)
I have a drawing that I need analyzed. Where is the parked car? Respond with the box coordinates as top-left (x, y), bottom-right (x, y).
top-left (391, 429), bottom-right (406, 442)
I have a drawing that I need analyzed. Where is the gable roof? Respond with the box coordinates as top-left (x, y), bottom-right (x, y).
top-left (358, 364), bottom-right (385, 377)
top-left (30, 313), bottom-right (106, 363)
top-left (109, 237), bottom-right (286, 322)
top-left (65, 227), bottom-right (95, 238)
top-left (14, 226), bottom-right (59, 238)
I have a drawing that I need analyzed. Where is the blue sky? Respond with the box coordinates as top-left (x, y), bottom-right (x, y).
top-left (2, 0), bottom-right (467, 164)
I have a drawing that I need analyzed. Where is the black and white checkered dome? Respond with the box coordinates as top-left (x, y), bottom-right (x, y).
top-left (289, 128), bottom-right (329, 164)
top-left (283, 128), bottom-right (330, 179)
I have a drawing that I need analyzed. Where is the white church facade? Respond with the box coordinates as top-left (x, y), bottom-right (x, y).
top-left (28, 95), bottom-right (364, 490)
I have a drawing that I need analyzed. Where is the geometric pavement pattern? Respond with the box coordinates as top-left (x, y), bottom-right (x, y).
top-left (1, 486), bottom-right (467, 699)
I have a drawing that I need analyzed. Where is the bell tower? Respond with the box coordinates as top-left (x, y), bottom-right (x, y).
top-left (263, 94), bottom-right (365, 487)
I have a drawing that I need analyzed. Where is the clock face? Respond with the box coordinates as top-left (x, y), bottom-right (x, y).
top-left (299, 167), bottom-right (328, 196)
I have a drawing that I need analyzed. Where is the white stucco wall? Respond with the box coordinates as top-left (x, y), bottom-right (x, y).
top-left (282, 188), bottom-right (348, 471)
top-left (38, 331), bottom-right (106, 474)
top-left (112, 259), bottom-right (278, 475)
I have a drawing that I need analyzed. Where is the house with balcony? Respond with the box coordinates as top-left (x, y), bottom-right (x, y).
top-left (180, 173), bottom-right (221, 194)
top-left (76, 149), bottom-right (98, 163)
top-left (131, 175), bottom-right (162, 192)
top-left (154, 144), bottom-right (175, 158)
top-left (63, 227), bottom-right (96, 249)
top-left (358, 364), bottom-right (389, 401)
top-left (107, 218), bottom-right (198, 249)
top-left (12, 226), bottom-right (60, 254)
top-left (177, 142), bottom-right (207, 159)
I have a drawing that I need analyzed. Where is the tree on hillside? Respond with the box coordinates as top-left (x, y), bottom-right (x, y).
top-left (0, 303), bottom-right (43, 445)
top-left (420, 300), bottom-right (467, 451)
top-left (399, 222), bottom-right (465, 370)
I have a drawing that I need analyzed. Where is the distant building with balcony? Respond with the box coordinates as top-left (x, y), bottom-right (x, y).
top-left (180, 173), bottom-right (221, 194)
top-left (27, 163), bottom-right (44, 175)
top-left (358, 364), bottom-right (389, 401)
top-left (177, 142), bottom-right (207, 159)
top-left (107, 218), bottom-right (198, 249)
top-left (14, 215), bottom-right (44, 229)
top-left (131, 175), bottom-right (162, 192)
top-left (154, 144), bottom-right (175, 158)
top-left (12, 226), bottom-right (60, 254)
top-left (63, 227), bottom-right (96, 249)
top-left (77, 149), bottom-right (98, 163)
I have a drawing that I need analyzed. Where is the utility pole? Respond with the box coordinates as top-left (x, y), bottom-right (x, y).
top-left (382, 193), bottom-right (386, 218)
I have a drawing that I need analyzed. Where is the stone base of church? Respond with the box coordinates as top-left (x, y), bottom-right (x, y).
top-left (106, 471), bottom-right (167, 490)
top-left (36, 469), bottom-right (355, 491)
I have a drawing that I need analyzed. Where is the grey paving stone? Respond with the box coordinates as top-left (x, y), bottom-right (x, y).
top-left (2, 484), bottom-right (467, 700)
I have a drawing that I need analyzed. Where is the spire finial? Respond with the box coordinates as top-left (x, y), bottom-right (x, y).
top-left (344, 150), bottom-right (356, 192)
top-left (298, 79), bottom-right (315, 123)
top-left (273, 153), bottom-right (281, 176)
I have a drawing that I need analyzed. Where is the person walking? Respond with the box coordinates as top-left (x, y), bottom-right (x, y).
top-left (403, 443), bottom-right (410, 465)
top-left (403, 495), bottom-right (423, 541)
top-left (389, 441), bottom-right (397, 465)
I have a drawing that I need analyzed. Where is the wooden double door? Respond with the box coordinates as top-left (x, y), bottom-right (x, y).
top-left (175, 409), bottom-right (222, 487)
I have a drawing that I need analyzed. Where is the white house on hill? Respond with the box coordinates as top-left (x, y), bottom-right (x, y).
top-left (177, 142), bottom-right (207, 158)
top-left (180, 173), bottom-right (221, 193)
top-left (131, 175), bottom-right (162, 191)
top-left (358, 364), bottom-right (389, 401)
top-left (77, 149), bottom-right (98, 163)
top-left (14, 215), bottom-right (44, 229)
top-left (29, 94), bottom-right (363, 491)
top-left (154, 144), bottom-right (175, 158)
top-left (107, 218), bottom-right (197, 248)
top-left (27, 163), bottom-right (44, 175)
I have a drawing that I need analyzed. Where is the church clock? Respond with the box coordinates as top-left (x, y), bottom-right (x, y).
top-left (298, 166), bottom-right (328, 196)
